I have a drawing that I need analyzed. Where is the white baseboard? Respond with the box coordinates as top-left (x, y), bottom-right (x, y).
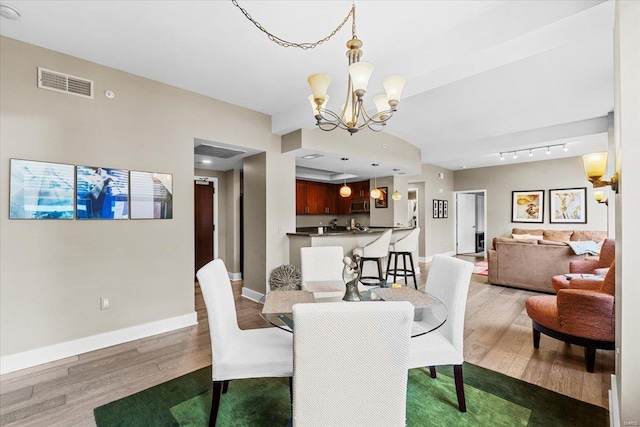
top-left (228, 271), bottom-right (242, 281)
top-left (0, 311), bottom-right (198, 375)
top-left (609, 374), bottom-right (619, 427)
top-left (241, 287), bottom-right (264, 303)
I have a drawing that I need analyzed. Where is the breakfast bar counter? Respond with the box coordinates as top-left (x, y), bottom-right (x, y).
top-left (287, 227), bottom-right (418, 277)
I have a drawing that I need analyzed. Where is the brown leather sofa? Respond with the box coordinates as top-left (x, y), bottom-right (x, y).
top-left (487, 228), bottom-right (607, 293)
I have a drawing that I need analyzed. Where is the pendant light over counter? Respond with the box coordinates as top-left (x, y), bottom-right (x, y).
top-left (339, 158), bottom-right (352, 198)
top-left (370, 164), bottom-right (381, 199)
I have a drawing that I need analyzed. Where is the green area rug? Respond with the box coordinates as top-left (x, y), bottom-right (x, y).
top-left (94, 363), bottom-right (608, 426)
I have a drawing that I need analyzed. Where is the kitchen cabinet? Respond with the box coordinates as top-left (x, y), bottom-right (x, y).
top-left (296, 180), bottom-right (369, 215)
top-left (296, 181), bottom-right (308, 214)
top-left (351, 181), bottom-right (370, 197)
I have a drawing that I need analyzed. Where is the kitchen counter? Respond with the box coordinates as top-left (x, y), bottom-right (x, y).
top-left (288, 226), bottom-right (414, 237)
top-left (287, 227), bottom-right (419, 278)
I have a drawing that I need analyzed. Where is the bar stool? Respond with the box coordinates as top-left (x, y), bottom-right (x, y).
top-left (386, 228), bottom-right (420, 289)
top-left (352, 230), bottom-right (392, 286)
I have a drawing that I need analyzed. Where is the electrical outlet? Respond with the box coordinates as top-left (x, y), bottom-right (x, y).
top-left (100, 297), bottom-right (111, 310)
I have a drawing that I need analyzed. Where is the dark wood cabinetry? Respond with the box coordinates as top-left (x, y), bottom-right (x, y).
top-left (296, 180), bottom-right (369, 215)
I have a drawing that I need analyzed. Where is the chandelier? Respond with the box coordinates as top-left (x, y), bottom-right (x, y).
top-left (307, 5), bottom-right (406, 134)
top-left (232, 1), bottom-right (406, 135)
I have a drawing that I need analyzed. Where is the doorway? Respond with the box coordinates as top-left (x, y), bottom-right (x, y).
top-left (454, 190), bottom-right (486, 256)
top-left (194, 178), bottom-right (218, 277)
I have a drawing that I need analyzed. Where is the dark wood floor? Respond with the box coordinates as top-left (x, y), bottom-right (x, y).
top-left (0, 256), bottom-right (614, 426)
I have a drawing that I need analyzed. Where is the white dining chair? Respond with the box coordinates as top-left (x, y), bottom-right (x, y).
top-left (408, 254), bottom-right (474, 412)
top-left (292, 301), bottom-right (414, 427)
top-left (352, 229), bottom-right (393, 285)
top-left (196, 259), bottom-right (293, 426)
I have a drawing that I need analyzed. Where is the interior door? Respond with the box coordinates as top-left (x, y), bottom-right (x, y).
top-left (456, 193), bottom-right (477, 254)
top-left (195, 181), bottom-right (214, 276)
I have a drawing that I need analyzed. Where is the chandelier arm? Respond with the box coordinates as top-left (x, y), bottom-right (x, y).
top-left (317, 107), bottom-right (347, 124)
top-left (232, 0), bottom-right (355, 50)
top-left (362, 109), bottom-right (396, 125)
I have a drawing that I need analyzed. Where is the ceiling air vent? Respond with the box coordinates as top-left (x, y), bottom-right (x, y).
top-left (38, 67), bottom-right (94, 99)
top-left (194, 143), bottom-right (245, 158)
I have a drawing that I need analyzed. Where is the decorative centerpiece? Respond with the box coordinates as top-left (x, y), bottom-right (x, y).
top-left (342, 254), bottom-right (362, 302)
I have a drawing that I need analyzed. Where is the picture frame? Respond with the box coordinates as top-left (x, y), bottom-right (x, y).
top-left (549, 187), bottom-right (587, 223)
top-left (512, 190), bottom-right (544, 223)
top-left (9, 158), bottom-right (75, 219)
top-left (433, 200), bottom-right (439, 218)
top-left (130, 171), bottom-right (173, 219)
top-left (438, 200), bottom-right (444, 218)
top-left (76, 165), bottom-right (129, 219)
top-left (443, 200), bottom-right (448, 218)
top-left (375, 187), bottom-right (388, 208)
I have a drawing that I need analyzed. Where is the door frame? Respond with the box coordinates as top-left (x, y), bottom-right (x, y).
top-left (194, 176), bottom-right (219, 269)
top-left (453, 189), bottom-right (487, 257)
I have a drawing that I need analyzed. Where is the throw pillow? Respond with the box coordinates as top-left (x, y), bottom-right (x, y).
top-left (543, 230), bottom-right (573, 243)
top-left (512, 233), bottom-right (530, 240)
top-left (528, 234), bottom-right (544, 240)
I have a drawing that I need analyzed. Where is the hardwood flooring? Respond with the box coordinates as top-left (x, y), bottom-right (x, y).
top-left (0, 257), bottom-right (614, 426)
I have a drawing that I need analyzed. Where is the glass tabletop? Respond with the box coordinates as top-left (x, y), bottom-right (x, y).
top-left (260, 287), bottom-right (447, 338)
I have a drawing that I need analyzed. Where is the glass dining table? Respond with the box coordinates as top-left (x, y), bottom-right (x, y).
top-left (260, 286), bottom-right (447, 338)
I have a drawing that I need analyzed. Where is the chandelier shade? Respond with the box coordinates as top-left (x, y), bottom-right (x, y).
top-left (370, 188), bottom-right (381, 199)
top-left (308, 74), bottom-right (332, 104)
top-left (392, 190), bottom-right (402, 201)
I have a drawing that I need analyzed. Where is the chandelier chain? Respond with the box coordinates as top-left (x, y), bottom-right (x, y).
top-left (231, 0), bottom-right (355, 50)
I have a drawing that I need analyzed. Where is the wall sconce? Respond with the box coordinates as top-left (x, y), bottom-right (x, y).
top-left (593, 189), bottom-right (608, 206)
top-left (582, 152), bottom-right (618, 193)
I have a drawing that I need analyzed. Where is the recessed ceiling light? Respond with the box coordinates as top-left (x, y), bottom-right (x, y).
top-left (0, 3), bottom-right (21, 20)
top-left (302, 154), bottom-right (323, 160)
top-left (202, 159), bottom-right (212, 164)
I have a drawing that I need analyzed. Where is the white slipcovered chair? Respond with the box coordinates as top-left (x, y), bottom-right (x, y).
top-left (196, 259), bottom-right (293, 426)
top-left (408, 254), bottom-right (474, 412)
top-left (386, 227), bottom-right (421, 289)
top-left (292, 301), bottom-right (414, 427)
top-left (300, 246), bottom-right (345, 299)
top-left (352, 229), bottom-right (393, 285)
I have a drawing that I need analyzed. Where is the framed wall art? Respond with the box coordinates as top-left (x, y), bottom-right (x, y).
top-left (512, 190), bottom-right (544, 223)
top-left (9, 158), bottom-right (75, 219)
top-left (432, 199), bottom-right (447, 219)
top-left (549, 187), bottom-right (587, 223)
top-left (76, 166), bottom-right (129, 219)
top-left (375, 187), bottom-right (388, 208)
top-left (130, 171), bottom-right (173, 219)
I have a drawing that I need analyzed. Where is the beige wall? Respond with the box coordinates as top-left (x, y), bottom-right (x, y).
top-left (0, 37), bottom-right (294, 361)
top-left (454, 157), bottom-right (608, 246)
top-left (408, 164), bottom-right (456, 258)
top-left (243, 153), bottom-right (267, 294)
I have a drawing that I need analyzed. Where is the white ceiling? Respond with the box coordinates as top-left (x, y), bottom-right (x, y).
top-left (0, 0), bottom-right (614, 179)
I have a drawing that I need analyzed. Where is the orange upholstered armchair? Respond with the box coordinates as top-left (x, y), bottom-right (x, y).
top-left (551, 238), bottom-right (615, 292)
top-left (526, 262), bottom-right (615, 372)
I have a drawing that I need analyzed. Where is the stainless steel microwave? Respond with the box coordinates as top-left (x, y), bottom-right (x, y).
top-left (350, 198), bottom-right (369, 213)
